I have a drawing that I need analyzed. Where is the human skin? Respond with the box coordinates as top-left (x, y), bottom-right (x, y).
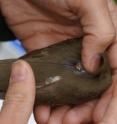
top-left (0, 0), bottom-right (117, 123)
top-left (0, 60), bottom-right (35, 124)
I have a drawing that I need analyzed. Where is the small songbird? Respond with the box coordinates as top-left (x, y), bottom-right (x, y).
top-left (0, 38), bottom-right (111, 106)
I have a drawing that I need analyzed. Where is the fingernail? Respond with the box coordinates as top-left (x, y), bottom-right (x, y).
top-left (90, 54), bottom-right (101, 73)
top-left (10, 60), bottom-right (27, 82)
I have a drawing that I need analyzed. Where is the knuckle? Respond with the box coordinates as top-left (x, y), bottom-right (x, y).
top-left (98, 28), bottom-right (116, 45)
top-left (82, 29), bottom-right (116, 51)
top-left (5, 92), bottom-right (26, 105)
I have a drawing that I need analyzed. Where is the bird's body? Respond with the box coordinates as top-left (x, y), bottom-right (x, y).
top-left (0, 38), bottom-right (111, 106)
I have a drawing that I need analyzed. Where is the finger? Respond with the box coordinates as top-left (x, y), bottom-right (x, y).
top-left (107, 0), bottom-right (117, 69)
top-left (93, 85), bottom-right (113, 123)
top-left (63, 101), bottom-right (97, 124)
top-left (0, 60), bottom-right (35, 124)
top-left (95, 75), bottom-right (117, 124)
top-left (48, 106), bottom-right (70, 124)
top-left (34, 105), bottom-right (51, 124)
top-left (79, 0), bottom-right (115, 72)
top-left (108, 43), bottom-right (117, 70)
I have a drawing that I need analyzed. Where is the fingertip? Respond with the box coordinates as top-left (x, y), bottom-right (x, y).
top-left (63, 109), bottom-right (80, 124)
top-left (10, 60), bottom-right (34, 82)
top-left (10, 59), bottom-right (35, 99)
top-left (34, 105), bottom-right (51, 124)
top-left (13, 60), bottom-right (31, 69)
top-left (82, 48), bottom-right (101, 73)
top-left (0, 59), bottom-right (36, 123)
top-left (14, 60), bottom-right (34, 76)
top-left (48, 106), bottom-right (70, 124)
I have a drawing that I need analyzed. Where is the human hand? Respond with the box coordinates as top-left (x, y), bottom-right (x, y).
top-left (35, 0), bottom-right (117, 124)
top-left (0, 60), bottom-right (35, 124)
top-left (0, 0), bottom-right (117, 123)
top-left (0, 0), bottom-right (116, 72)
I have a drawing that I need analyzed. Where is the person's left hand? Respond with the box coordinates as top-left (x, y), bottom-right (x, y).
top-left (0, 60), bottom-right (35, 124)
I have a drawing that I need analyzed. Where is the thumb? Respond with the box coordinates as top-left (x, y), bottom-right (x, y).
top-left (0, 60), bottom-right (35, 124)
top-left (80, 0), bottom-right (115, 73)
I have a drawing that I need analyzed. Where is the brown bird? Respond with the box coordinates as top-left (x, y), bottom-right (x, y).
top-left (0, 38), bottom-right (111, 106)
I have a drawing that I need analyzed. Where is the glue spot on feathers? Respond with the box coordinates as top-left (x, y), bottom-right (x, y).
top-left (36, 76), bottom-right (62, 89)
top-left (45, 76), bottom-right (62, 85)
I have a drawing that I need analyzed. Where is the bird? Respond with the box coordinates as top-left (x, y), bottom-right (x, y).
top-left (0, 38), bottom-right (111, 106)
